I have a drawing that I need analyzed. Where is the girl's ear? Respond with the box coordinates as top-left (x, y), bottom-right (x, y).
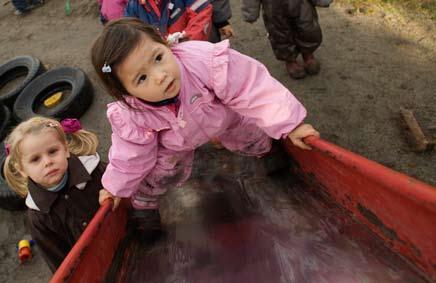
top-left (65, 143), bottom-right (70, 158)
top-left (16, 164), bottom-right (28, 179)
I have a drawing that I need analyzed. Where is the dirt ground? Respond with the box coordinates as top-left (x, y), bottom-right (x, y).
top-left (0, 0), bottom-right (434, 281)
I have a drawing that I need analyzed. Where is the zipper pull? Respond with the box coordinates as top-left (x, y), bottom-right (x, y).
top-left (178, 119), bottom-right (186, 128)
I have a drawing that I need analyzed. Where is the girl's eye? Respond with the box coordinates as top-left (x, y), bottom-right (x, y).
top-left (49, 148), bottom-right (58, 155)
top-left (138, 74), bottom-right (147, 84)
top-left (156, 54), bottom-right (163, 62)
top-left (30, 156), bottom-right (40, 163)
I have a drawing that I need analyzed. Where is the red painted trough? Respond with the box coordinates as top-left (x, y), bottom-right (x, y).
top-left (50, 137), bottom-right (436, 283)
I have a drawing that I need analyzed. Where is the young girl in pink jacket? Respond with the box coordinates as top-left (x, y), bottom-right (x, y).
top-left (91, 18), bottom-right (319, 214)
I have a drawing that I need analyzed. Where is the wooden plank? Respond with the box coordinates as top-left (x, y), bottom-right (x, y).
top-left (399, 107), bottom-right (432, 152)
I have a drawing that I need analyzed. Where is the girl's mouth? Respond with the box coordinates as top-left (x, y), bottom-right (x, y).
top-left (165, 80), bottom-right (175, 93)
top-left (46, 169), bottom-right (59, 177)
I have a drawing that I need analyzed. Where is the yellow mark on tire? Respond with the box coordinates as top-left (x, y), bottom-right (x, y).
top-left (44, 92), bottom-right (63, 108)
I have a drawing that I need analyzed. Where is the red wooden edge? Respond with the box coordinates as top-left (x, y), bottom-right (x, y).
top-left (304, 136), bottom-right (436, 210)
top-left (284, 136), bottom-right (436, 281)
top-left (50, 199), bottom-right (128, 283)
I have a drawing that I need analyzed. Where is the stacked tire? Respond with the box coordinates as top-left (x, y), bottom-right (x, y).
top-left (13, 67), bottom-right (94, 122)
top-left (0, 56), bottom-right (46, 211)
top-left (0, 56), bottom-right (46, 109)
top-left (0, 104), bottom-right (12, 141)
top-left (0, 56), bottom-right (94, 211)
top-left (0, 142), bottom-right (26, 211)
top-left (0, 104), bottom-right (20, 210)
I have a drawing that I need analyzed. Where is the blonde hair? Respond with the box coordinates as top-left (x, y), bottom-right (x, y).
top-left (2, 117), bottom-right (99, 197)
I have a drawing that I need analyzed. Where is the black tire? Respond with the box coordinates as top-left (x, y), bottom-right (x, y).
top-left (0, 142), bottom-right (26, 211)
top-left (0, 56), bottom-right (46, 108)
top-left (13, 67), bottom-right (93, 122)
top-left (0, 103), bottom-right (12, 141)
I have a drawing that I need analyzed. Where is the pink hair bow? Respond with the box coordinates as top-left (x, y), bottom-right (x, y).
top-left (60, 118), bottom-right (82, 134)
top-left (4, 144), bottom-right (10, 156)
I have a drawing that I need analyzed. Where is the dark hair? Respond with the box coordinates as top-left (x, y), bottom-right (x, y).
top-left (91, 17), bottom-right (166, 108)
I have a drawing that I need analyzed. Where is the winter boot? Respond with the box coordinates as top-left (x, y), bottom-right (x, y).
top-left (285, 59), bottom-right (306, 79)
top-left (210, 137), bottom-right (224, 149)
top-left (129, 209), bottom-right (162, 231)
top-left (261, 140), bottom-right (291, 176)
top-left (302, 53), bottom-right (321, 75)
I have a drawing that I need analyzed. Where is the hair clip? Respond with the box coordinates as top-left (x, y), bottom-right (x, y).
top-left (60, 118), bottom-right (82, 134)
top-left (102, 63), bottom-right (112, 73)
top-left (4, 143), bottom-right (10, 156)
top-left (46, 122), bottom-right (57, 128)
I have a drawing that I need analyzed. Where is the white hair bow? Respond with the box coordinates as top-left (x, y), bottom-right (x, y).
top-left (102, 63), bottom-right (112, 73)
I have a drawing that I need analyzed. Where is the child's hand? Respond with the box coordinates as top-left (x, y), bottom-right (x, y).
top-left (287, 124), bottom-right (320, 150)
top-left (219, 25), bottom-right (235, 39)
top-left (99, 189), bottom-right (121, 211)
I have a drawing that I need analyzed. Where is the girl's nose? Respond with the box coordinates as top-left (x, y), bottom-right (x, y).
top-left (155, 70), bottom-right (167, 84)
top-left (43, 156), bottom-right (53, 167)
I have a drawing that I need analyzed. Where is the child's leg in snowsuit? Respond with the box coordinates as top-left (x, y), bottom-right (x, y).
top-left (209, 0), bottom-right (233, 43)
top-left (128, 149), bottom-right (194, 233)
top-left (131, 149), bottom-right (194, 210)
top-left (12, 0), bottom-right (43, 14)
top-left (12, 0), bottom-right (27, 13)
top-left (218, 117), bottom-right (272, 157)
top-left (217, 117), bottom-right (290, 174)
top-left (262, 0), bottom-right (322, 78)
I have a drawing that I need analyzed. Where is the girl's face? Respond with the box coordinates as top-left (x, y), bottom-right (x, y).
top-left (117, 35), bottom-right (181, 103)
top-left (18, 130), bottom-right (70, 188)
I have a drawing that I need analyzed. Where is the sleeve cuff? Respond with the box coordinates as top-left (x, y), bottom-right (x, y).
top-left (215, 20), bottom-right (230, 29)
top-left (281, 121), bottom-right (305, 139)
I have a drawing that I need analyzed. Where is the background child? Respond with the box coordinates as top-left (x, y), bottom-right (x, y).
top-left (3, 117), bottom-right (105, 272)
top-left (12, 0), bottom-right (44, 15)
top-left (91, 18), bottom-right (319, 213)
top-left (124, 0), bottom-right (212, 41)
top-left (209, 0), bottom-right (234, 43)
top-left (99, 0), bottom-right (128, 24)
top-left (241, 0), bottom-right (324, 79)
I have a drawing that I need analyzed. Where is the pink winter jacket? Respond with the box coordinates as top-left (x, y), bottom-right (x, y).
top-left (102, 40), bottom-right (306, 202)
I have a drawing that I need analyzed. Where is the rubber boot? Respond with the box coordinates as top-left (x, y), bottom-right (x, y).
top-left (210, 137), bottom-right (224, 149)
top-left (302, 53), bottom-right (321, 75)
top-left (130, 209), bottom-right (162, 231)
top-left (261, 140), bottom-right (291, 176)
top-left (285, 59), bottom-right (306, 79)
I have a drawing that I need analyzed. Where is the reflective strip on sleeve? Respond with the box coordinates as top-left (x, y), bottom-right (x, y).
top-left (203, 22), bottom-right (209, 35)
top-left (170, 7), bottom-right (181, 18)
top-left (190, 0), bottom-right (208, 12)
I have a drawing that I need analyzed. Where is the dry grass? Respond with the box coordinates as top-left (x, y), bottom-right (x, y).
top-left (335, 0), bottom-right (436, 20)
